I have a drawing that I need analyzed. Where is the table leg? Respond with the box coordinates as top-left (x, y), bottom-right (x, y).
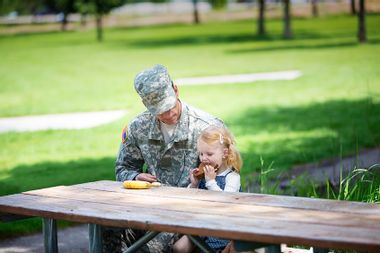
top-left (89, 224), bottom-right (103, 253)
top-left (123, 231), bottom-right (160, 253)
top-left (43, 218), bottom-right (58, 253)
top-left (188, 235), bottom-right (215, 253)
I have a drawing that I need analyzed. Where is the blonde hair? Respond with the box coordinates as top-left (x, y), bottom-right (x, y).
top-left (198, 125), bottom-right (242, 172)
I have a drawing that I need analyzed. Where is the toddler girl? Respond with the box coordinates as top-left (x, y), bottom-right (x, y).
top-left (173, 125), bottom-right (242, 253)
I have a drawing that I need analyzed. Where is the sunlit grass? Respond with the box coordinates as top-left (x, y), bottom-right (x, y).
top-left (0, 13), bottom-right (380, 238)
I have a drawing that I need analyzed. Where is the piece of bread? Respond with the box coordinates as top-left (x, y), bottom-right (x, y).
top-left (194, 163), bottom-right (218, 179)
top-left (193, 162), bottom-right (207, 179)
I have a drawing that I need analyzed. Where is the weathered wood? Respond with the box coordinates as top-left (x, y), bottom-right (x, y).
top-left (23, 186), bottom-right (380, 231)
top-left (0, 180), bottom-right (379, 252)
top-left (73, 180), bottom-right (380, 215)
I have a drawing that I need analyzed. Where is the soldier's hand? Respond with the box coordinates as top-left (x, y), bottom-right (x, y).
top-left (136, 173), bottom-right (157, 183)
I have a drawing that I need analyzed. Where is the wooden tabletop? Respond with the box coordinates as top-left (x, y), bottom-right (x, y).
top-left (0, 180), bottom-right (379, 252)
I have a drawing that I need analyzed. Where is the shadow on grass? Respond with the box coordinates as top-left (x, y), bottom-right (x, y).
top-left (225, 98), bottom-right (380, 181)
top-left (0, 157), bottom-right (115, 240)
top-left (120, 30), bottom-right (380, 53)
top-left (228, 38), bottom-right (380, 53)
top-left (227, 40), bottom-right (359, 53)
top-left (125, 31), bottom-right (363, 49)
top-left (0, 157), bottom-right (115, 196)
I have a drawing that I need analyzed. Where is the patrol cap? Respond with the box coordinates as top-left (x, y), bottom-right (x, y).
top-left (134, 64), bottom-right (177, 115)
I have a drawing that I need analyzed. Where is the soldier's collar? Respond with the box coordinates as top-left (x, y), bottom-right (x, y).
top-left (148, 102), bottom-right (189, 141)
top-left (172, 103), bottom-right (189, 142)
top-left (148, 116), bottom-right (164, 140)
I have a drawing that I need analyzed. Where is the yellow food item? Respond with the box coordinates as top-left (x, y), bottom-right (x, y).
top-left (122, 180), bottom-right (161, 189)
top-left (123, 180), bottom-right (151, 189)
top-left (151, 182), bottom-right (161, 187)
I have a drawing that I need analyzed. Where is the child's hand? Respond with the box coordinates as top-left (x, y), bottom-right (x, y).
top-left (204, 164), bottom-right (217, 182)
top-left (190, 168), bottom-right (200, 188)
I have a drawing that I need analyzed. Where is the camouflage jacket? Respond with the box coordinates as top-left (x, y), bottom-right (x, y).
top-left (115, 102), bottom-right (223, 187)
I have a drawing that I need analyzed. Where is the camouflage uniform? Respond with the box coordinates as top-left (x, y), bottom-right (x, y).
top-left (116, 102), bottom-right (222, 186)
top-left (104, 64), bottom-right (223, 253)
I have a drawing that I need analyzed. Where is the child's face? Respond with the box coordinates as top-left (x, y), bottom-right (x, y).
top-left (197, 139), bottom-right (225, 169)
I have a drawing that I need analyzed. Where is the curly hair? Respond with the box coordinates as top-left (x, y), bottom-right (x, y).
top-left (198, 125), bottom-right (242, 172)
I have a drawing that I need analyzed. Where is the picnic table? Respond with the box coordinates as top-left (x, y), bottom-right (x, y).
top-left (0, 180), bottom-right (379, 253)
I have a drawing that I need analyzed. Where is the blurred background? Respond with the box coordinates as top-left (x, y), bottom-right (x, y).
top-left (0, 0), bottom-right (379, 240)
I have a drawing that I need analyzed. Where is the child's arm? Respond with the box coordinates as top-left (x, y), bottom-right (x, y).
top-left (205, 172), bottom-right (241, 192)
top-left (223, 172), bottom-right (241, 192)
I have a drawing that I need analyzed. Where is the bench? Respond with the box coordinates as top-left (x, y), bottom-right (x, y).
top-left (0, 180), bottom-right (379, 253)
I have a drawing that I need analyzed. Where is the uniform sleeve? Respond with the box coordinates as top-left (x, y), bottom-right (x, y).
top-left (115, 125), bottom-right (145, 182)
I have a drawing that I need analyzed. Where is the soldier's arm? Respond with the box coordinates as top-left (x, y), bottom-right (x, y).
top-left (115, 124), bottom-right (145, 182)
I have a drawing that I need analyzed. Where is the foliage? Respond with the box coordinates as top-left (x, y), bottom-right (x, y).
top-left (334, 164), bottom-right (380, 203)
top-left (0, 0), bottom-right (57, 15)
top-left (208, 0), bottom-right (227, 10)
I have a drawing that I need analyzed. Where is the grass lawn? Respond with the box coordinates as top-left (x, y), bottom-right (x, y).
top-left (0, 13), bottom-right (380, 238)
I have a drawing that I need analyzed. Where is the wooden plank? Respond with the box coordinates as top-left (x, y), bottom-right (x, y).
top-left (23, 186), bottom-right (380, 231)
top-left (2, 181), bottom-right (380, 252)
top-left (0, 193), bottom-right (379, 252)
top-left (72, 180), bottom-right (380, 215)
top-left (16, 187), bottom-right (380, 244)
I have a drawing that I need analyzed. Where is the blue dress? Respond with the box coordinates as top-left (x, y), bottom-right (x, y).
top-left (198, 170), bottom-right (241, 253)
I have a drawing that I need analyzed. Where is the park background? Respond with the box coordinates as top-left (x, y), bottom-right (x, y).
top-left (0, 0), bottom-right (379, 244)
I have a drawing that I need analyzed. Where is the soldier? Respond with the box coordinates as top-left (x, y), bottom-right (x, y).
top-left (103, 64), bottom-right (223, 252)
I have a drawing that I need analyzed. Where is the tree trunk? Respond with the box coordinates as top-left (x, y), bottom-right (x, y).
top-left (311, 0), bottom-right (318, 17)
top-left (351, 0), bottom-right (357, 15)
top-left (283, 0), bottom-right (292, 39)
top-left (96, 13), bottom-right (103, 42)
top-left (80, 13), bottom-right (87, 26)
top-left (61, 13), bottom-right (68, 31)
top-left (358, 0), bottom-right (366, 43)
top-left (257, 0), bottom-right (266, 35)
top-left (192, 0), bottom-right (200, 24)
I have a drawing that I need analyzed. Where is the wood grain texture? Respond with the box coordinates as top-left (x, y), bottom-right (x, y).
top-left (0, 180), bottom-right (379, 252)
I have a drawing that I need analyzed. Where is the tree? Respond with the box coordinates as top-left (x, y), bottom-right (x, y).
top-left (351, 0), bottom-right (356, 15)
top-left (208, 0), bottom-right (227, 10)
top-left (311, 0), bottom-right (318, 17)
top-left (78, 0), bottom-right (122, 42)
top-left (0, 0), bottom-right (54, 16)
top-left (56, 0), bottom-right (76, 31)
top-left (257, 0), bottom-right (266, 36)
top-left (192, 0), bottom-right (200, 24)
top-left (358, 0), bottom-right (366, 43)
top-left (283, 0), bottom-right (292, 39)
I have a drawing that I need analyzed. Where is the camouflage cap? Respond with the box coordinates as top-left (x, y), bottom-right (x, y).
top-left (134, 64), bottom-right (177, 115)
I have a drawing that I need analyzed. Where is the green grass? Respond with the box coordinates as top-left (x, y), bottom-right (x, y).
top-left (0, 14), bottom-right (380, 238)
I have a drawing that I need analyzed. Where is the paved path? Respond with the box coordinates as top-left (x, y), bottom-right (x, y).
top-left (246, 148), bottom-right (380, 193)
top-left (0, 110), bottom-right (127, 134)
top-left (0, 70), bottom-right (302, 134)
top-left (0, 225), bottom-right (88, 253)
top-left (176, 70), bottom-right (302, 86)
